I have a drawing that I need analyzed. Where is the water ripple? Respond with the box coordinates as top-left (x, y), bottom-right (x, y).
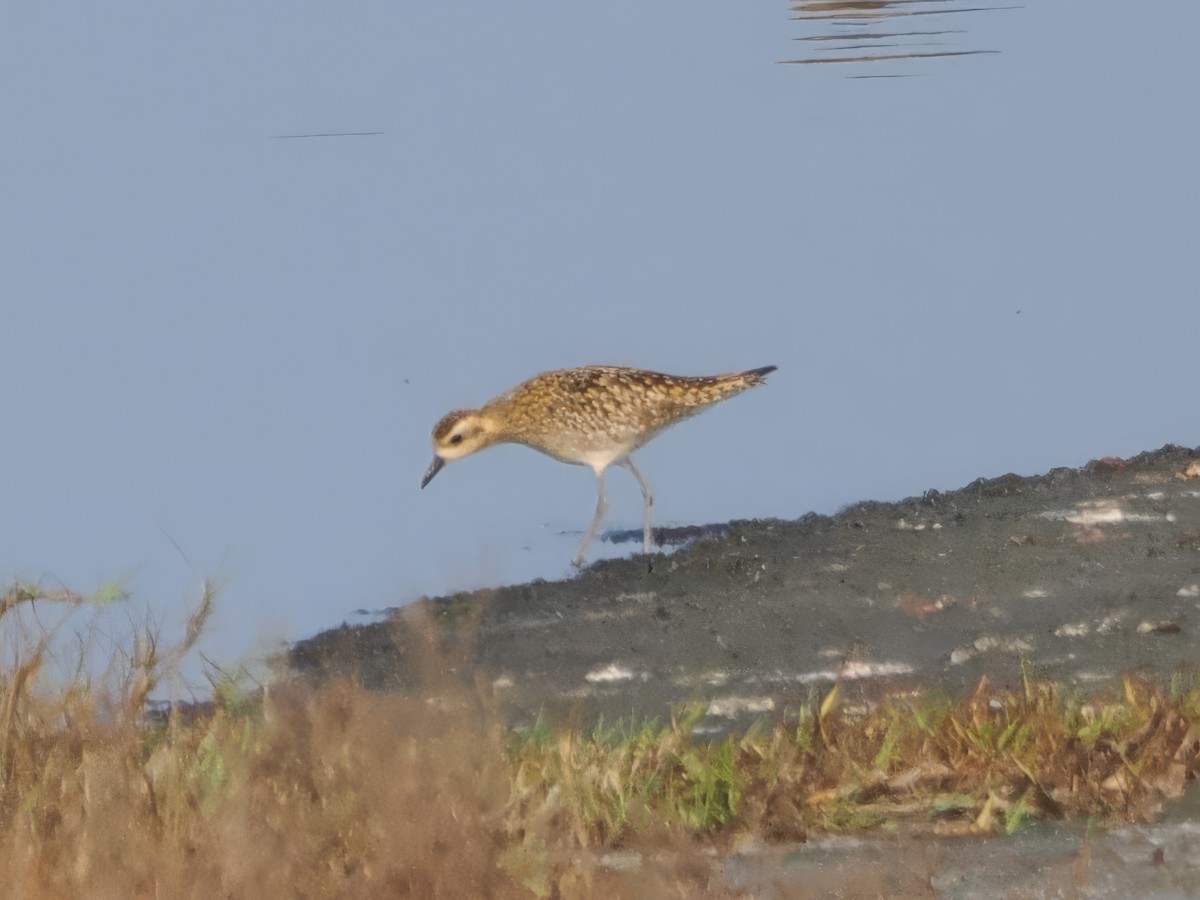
top-left (782, 0), bottom-right (1020, 72)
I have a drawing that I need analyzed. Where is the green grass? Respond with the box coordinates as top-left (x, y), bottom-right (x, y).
top-left (2, 579), bottom-right (1199, 897)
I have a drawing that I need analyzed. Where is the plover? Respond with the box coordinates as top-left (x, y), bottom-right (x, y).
top-left (421, 365), bottom-right (777, 566)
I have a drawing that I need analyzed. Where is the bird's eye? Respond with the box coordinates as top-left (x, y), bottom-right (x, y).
top-left (450, 434), bottom-right (464, 446)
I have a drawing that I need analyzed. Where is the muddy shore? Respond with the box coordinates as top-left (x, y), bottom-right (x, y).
top-left (284, 444), bottom-right (1200, 896)
top-left (289, 444), bottom-right (1200, 733)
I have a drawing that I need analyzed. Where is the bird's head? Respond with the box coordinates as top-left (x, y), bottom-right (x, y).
top-left (420, 409), bottom-right (496, 488)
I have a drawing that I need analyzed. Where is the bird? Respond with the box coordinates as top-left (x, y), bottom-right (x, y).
top-left (420, 365), bottom-right (777, 567)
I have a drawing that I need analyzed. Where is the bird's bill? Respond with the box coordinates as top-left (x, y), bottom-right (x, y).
top-left (420, 455), bottom-right (446, 489)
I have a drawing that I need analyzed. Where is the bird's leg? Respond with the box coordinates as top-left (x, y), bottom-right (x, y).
top-left (573, 471), bottom-right (608, 567)
top-left (619, 457), bottom-right (654, 554)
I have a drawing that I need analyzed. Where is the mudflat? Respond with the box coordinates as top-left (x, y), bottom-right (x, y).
top-left (286, 444), bottom-right (1200, 896)
top-left (290, 444), bottom-right (1200, 733)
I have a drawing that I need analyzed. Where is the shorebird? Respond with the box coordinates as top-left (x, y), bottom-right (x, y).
top-left (421, 365), bottom-right (777, 566)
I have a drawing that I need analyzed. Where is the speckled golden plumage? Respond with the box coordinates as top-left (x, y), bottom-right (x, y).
top-left (422, 365), bottom-right (777, 566)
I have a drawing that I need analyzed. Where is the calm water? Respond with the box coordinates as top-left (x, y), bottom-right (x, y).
top-left (2, 1), bottom-right (1197, 684)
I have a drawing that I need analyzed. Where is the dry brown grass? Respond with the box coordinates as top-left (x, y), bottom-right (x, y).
top-left (2, 581), bottom-right (1199, 898)
top-left (0, 583), bottom-right (737, 899)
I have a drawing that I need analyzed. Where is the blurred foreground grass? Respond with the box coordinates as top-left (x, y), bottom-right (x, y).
top-left (2, 581), bottom-right (1198, 898)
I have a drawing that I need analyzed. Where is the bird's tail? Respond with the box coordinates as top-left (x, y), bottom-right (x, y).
top-left (739, 365), bottom-right (777, 386)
